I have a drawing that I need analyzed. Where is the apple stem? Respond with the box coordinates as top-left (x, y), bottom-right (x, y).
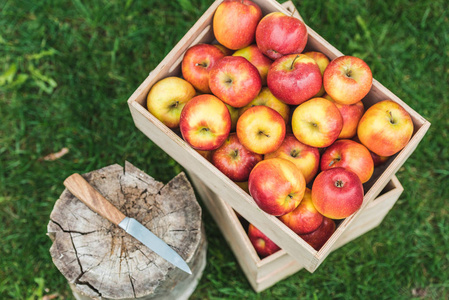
top-left (172, 101), bottom-right (179, 108)
top-left (258, 130), bottom-right (270, 138)
top-left (328, 157), bottom-right (340, 167)
top-left (290, 55), bottom-right (300, 70)
top-left (388, 111), bottom-right (395, 124)
top-left (335, 180), bottom-right (344, 188)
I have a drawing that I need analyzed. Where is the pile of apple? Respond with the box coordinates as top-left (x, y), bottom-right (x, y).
top-left (146, 0), bottom-right (414, 258)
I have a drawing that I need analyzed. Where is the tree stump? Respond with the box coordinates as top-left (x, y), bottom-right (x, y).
top-left (47, 162), bottom-right (206, 300)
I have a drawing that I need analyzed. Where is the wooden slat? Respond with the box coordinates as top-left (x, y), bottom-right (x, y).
top-left (127, 0), bottom-right (430, 272)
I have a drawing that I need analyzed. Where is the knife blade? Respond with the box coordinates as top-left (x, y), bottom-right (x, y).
top-left (63, 173), bottom-right (192, 275)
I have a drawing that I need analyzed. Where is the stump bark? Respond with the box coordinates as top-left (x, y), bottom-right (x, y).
top-left (47, 162), bottom-right (206, 300)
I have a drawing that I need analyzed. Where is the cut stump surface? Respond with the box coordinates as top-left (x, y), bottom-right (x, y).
top-left (48, 162), bottom-right (206, 300)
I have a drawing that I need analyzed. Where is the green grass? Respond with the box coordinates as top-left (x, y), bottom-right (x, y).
top-left (1, 0), bottom-right (448, 299)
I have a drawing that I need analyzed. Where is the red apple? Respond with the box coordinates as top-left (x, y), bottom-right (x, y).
top-left (248, 223), bottom-right (280, 258)
top-left (371, 151), bottom-right (390, 167)
top-left (248, 158), bottom-right (306, 216)
top-left (299, 217), bottom-right (336, 251)
top-left (181, 43), bottom-right (226, 93)
top-left (267, 54), bottom-right (322, 105)
top-left (323, 93), bottom-right (364, 139)
top-left (238, 87), bottom-right (290, 124)
top-left (147, 76), bottom-right (196, 128)
top-left (291, 97), bottom-right (343, 148)
top-left (237, 106), bottom-right (286, 155)
top-left (255, 12), bottom-right (308, 60)
top-left (304, 51), bottom-right (330, 97)
top-left (233, 44), bottom-right (273, 85)
top-left (213, 0), bottom-right (262, 50)
top-left (320, 139), bottom-right (374, 183)
top-left (279, 188), bottom-right (324, 235)
top-left (357, 100), bottom-right (414, 156)
top-left (209, 56), bottom-right (262, 108)
top-left (311, 168), bottom-right (364, 219)
top-left (179, 94), bottom-right (231, 151)
top-left (264, 134), bottom-right (320, 184)
top-left (323, 55), bottom-right (373, 105)
top-left (211, 133), bottom-right (263, 182)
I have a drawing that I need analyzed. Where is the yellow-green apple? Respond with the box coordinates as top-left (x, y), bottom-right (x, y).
top-left (225, 103), bottom-right (239, 132)
top-left (279, 188), bottom-right (324, 235)
top-left (357, 100), bottom-right (414, 156)
top-left (304, 51), bottom-right (330, 97)
top-left (236, 106), bottom-right (286, 154)
top-left (291, 97), bottom-right (343, 148)
top-left (323, 93), bottom-right (364, 139)
top-left (299, 217), bottom-right (336, 251)
top-left (311, 168), bottom-right (364, 219)
top-left (213, 0), bottom-right (262, 50)
top-left (267, 54), bottom-right (322, 105)
top-left (147, 76), bottom-right (196, 128)
top-left (233, 44), bottom-right (273, 85)
top-left (323, 55), bottom-right (373, 105)
top-left (320, 139), bottom-right (374, 183)
top-left (209, 56), bottom-right (262, 108)
top-left (248, 223), bottom-right (280, 258)
top-left (264, 134), bottom-right (320, 184)
top-left (214, 44), bottom-right (234, 56)
top-left (248, 158), bottom-right (306, 216)
top-left (238, 87), bottom-right (290, 124)
top-left (211, 133), bottom-right (263, 182)
top-left (181, 43), bottom-right (225, 93)
top-left (179, 94), bottom-right (231, 151)
top-left (255, 12), bottom-right (308, 60)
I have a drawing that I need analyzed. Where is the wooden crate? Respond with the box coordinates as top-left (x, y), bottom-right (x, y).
top-left (189, 173), bottom-right (404, 292)
top-left (127, 0), bottom-right (430, 272)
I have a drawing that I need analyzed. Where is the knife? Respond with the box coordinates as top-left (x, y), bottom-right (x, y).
top-left (63, 173), bottom-right (192, 275)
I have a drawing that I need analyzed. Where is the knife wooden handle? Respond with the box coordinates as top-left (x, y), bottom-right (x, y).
top-left (64, 173), bottom-right (126, 226)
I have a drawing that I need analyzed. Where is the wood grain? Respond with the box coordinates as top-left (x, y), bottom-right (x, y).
top-left (63, 173), bottom-right (126, 226)
top-left (48, 162), bottom-right (206, 300)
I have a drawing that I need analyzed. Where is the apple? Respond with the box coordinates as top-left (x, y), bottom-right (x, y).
top-left (214, 44), bottom-right (234, 56)
top-left (225, 103), bottom-right (240, 132)
top-left (209, 56), bottom-right (262, 108)
top-left (320, 139), bottom-right (374, 183)
top-left (291, 97), bottom-right (343, 148)
top-left (213, 0), bottom-right (262, 50)
top-left (181, 43), bottom-right (226, 93)
top-left (267, 54), bottom-right (322, 105)
top-left (234, 181), bottom-right (249, 194)
top-left (147, 76), bottom-right (196, 128)
top-left (264, 134), bottom-right (320, 184)
top-left (233, 44), bottom-right (273, 85)
top-left (248, 158), bottom-right (306, 216)
top-left (179, 94), bottom-right (231, 151)
top-left (279, 188), bottom-right (324, 235)
top-left (311, 168), bottom-right (364, 219)
top-left (236, 106), bottom-right (286, 155)
top-left (357, 100), bottom-right (414, 156)
top-left (255, 12), bottom-right (308, 60)
top-left (371, 151), bottom-right (390, 167)
top-left (304, 51), bottom-right (330, 97)
top-left (211, 133), bottom-right (263, 182)
top-left (248, 223), bottom-right (280, 258)
top-left (238, 87), bottom-right (290, 124)
top-left (196, 149), bottom-right (213, 162)
top-left (323, 55), bottom-right (373, 105)
top-left (299, 217), bottom-right (336, 251)
top-left (323, 93), bottom-right (364, 139)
